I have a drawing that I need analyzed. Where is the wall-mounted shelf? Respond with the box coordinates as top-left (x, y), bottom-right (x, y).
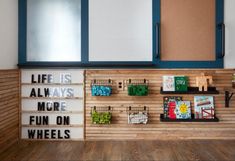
top-left (160, 114), bottom-right (219, 122)
top-left (160, 87), bottom-right (219, 95)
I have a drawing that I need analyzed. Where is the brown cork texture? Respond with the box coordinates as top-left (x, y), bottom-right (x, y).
top-left (161, 0), bottom-right (216, 61)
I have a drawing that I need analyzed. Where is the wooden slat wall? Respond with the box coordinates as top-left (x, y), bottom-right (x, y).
top-left (85, 69), bottom-right (235, 140)
top-left (0, 70), bottom-right (20, 153)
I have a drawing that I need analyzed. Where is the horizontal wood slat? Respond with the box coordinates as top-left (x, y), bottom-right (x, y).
top-left (85, 69), bottom-right (235, 140)
top-left (0, 69), bottom-right (20, 154)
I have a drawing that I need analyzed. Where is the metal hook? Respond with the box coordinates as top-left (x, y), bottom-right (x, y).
top-left (225, 91), bottom-right (234, 108)
top-left (144, 106), bottom-right (146, 111)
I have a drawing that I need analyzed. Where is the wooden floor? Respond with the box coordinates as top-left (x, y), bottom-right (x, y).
top-left (0, 140), bottom-right (235, 161)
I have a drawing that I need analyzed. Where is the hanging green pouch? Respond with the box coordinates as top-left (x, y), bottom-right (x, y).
top-left (128, 85), bottom-right (148, 96)
top-left (91, 111), bottom-right (112, 124)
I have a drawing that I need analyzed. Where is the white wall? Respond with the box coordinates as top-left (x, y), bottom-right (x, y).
top-left (225, 0), bottom-right (235, 68)
top-left (0, 0), bottom-right (18, 69)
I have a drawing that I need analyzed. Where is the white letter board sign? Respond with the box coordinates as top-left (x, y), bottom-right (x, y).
top-left (21, 69), bottom-right (84, 140)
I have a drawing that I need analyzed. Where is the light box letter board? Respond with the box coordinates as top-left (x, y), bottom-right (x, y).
top-left (21, 69), bottom-right (84, 140)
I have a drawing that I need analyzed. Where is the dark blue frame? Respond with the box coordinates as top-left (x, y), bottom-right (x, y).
top-left (84, 0), bottom-right (158, 67)
top-left (154, 0), bottom-right (224, 68)
top-left (18, 0), bottom-right (89, 67)
top-left (18, 0), bottom-right (224, 68)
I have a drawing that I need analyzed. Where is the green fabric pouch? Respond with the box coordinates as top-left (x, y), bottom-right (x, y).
top-left (128, 85), bottom-right (148, 96)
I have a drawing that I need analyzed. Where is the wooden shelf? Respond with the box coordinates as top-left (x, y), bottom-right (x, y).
top-left (160, 87), bottom-right (219, 95)
top-left (160, 114), bottom-right (219, 122)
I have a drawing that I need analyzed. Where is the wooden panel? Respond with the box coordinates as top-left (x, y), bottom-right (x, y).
top-left (161, 0), bottom-right (216, 61)
top-left (0, 70), bottom-right (20, 154)
top-left (85, 69), bottom-right (235, 140)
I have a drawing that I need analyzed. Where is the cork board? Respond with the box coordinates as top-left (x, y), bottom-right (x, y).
top-left (161, 0), bottom-right (216, 61)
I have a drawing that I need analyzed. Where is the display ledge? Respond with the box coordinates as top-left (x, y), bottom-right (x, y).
top-left (160, 114), bottom-right (219, 122)
top-left (160, 87), bottom-right (219, 94)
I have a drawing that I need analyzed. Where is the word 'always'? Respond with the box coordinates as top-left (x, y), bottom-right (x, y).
top-left (30, 88), bottom-right (74, 97)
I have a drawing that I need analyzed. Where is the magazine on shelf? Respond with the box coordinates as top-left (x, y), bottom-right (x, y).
top-left (194, 96), bottom-right (215, 119)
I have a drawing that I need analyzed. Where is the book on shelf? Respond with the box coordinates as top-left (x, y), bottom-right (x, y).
top-left (174, 76), bottom-right (188, 92)
top-left (163, 96), bottom-right (182, 119)
top-left (194, 96), bottom-right (215, 119)
top-left (162, 76), bottom-right (175, 91)
top-left (175, 101), bottom-right (191, 119)
top-left (163, 76), bottom-right (188, 92)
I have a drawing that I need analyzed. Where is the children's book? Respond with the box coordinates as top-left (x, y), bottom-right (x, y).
top-left (163, 96), bottom-right (182, 119)
top-left (194, 96), bottom-right (215, 119)
top-left (163, 76), bottom-right (175, 91)
top-left (175, 101), bottom-right (191, 119)
top-left (175, 76), bottom-right (188, 92)
top-left (168, 101), bottom-right (177, 119)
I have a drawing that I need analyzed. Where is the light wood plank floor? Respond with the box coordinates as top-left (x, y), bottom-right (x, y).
top-left (1, 140), bottom-right (235, 161)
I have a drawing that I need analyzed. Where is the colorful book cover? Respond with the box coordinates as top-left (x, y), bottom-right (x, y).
top-left (175, 76), bottom-right (188, 92)
top-left (163, 76), bottom-right (175, 91)
top-left (163, 96), bottom-right (182, 118)
top-left (168, 101), bottom-right (177, 119)
top-left (175, 101), bottom-right (191, 119)
top-left (194, 96), bottom-right (215, 119)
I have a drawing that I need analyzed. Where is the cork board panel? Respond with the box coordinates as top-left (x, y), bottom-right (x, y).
top-left (161, 0), bottom-right (216, 61)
